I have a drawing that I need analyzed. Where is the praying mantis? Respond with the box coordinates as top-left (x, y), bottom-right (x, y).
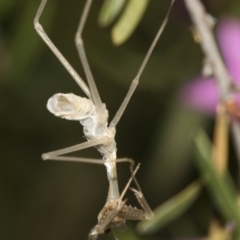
top-left (34, 0), bottom-right (174, 239)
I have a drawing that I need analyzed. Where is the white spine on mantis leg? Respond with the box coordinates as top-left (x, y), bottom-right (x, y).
top-left (47, 93), bottom-right (96, 121)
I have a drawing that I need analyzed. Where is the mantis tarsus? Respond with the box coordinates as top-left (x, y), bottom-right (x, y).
top-left (34, 0), bottom-right (174, 239)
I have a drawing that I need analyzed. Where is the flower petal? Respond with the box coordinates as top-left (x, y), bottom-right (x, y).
top-left (217, 18), bottom-right (240, 82)
top-left (181, 76), bottom-right (218, 114)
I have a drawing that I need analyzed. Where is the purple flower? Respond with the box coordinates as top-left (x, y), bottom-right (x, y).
top-left (181, 18), bottom-right (240, 115)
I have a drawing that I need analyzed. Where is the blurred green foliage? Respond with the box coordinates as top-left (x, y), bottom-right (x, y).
top-left (99, 0), bottom-right (126, 27)
top-left (137, 180), bottom-right (203, 235)
top-left (1, 0), bottom-right (240, 240)
top-left (193, 130), bottom-right (240, 238)
top-left (111, 0), bottom-right (149, 45)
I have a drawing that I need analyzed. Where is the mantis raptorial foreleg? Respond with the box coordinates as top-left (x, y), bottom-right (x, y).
top-left (130, 188), bottom-right (154, 220)
top-left (89, 164), bottom-right (141, 239)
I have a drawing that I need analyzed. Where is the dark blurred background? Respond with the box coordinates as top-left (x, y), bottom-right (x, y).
top-left (0, 0), bottom-right (239, 239)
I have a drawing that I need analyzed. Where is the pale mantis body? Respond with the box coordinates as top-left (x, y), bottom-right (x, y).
top-left (34, 0), bottom-right (174, 239)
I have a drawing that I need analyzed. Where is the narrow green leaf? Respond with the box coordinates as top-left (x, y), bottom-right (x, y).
top-left (112, 0), bottom-right (149, 45)
top-left (98, 0), bottom-right (126, 27)
top-left (192, 130), bottom-right (240, 235)
top-left (114, 226), bottom-right (141, 240)
top-left (136, 180), bottom-right (202, 234)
